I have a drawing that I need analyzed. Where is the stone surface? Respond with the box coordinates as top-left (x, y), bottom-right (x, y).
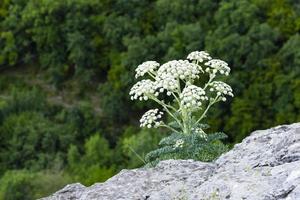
top-left (42, 123), bottom-right (300, 200)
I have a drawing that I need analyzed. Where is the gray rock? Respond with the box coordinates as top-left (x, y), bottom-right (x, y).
top-left (41, 123), bottom-right (300, 200)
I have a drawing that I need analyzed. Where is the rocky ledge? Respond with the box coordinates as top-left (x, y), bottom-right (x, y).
top-left (42, 123), bottom-right (300, 200)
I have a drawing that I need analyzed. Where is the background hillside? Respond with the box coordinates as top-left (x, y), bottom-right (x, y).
top-left (0, 0), bottom-right (299, 199)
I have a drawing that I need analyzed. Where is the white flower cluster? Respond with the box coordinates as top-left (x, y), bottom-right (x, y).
top-left (129, 79), bottom-right (156, 101)
top-left (156, 73), bottom-right (178, 94)
top-left (209, 81), bottom-right (234, 101)
top-left (157, 60), bottom-right (202, 82)
top-left (130, 50), bottom-right (234, 133)
top-left (140, 109), bottom-right (163, 128)
top-left (187, 51), bottom-right (212, 63)
top-left (180, 85), bottom-right (208, 109)
top-left (205, 59), bottom-right (230, 76)
top-left (192, 128), bottom-right (207, 139)
top-left (173, 139), bottom-right (184, 148)
top-left (135, 61), bottom-right (160, 78)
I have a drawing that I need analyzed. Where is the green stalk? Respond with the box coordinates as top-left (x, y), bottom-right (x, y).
top-left (149, 95), bottom-right (183, 128)
top-left (160, 123), bottom-right (181, 134)
top-left (195, 95), bottom-right (220, 125)
top-left (128, 146), bottom-right (147, 165)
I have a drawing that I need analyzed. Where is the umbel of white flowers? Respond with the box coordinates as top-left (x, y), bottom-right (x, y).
top-left (129, 51), bottom-right (233, 138)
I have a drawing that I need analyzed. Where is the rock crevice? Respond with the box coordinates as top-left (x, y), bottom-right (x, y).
top-left (42, 123), bottom-right (300, 200)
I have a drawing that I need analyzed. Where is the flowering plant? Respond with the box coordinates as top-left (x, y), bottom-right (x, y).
top-left (129, 51), bottom-right (233, 164)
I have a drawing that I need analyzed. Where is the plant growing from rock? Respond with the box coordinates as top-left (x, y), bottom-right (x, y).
top-left (129, 51), bottom-right (234, 165)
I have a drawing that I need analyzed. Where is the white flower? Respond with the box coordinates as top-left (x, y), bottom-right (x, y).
top-left (129, 79), bottom-right (156, 101)
top-left (192, 128), bottom-right (207, 139)
top-left (209, 81), bottom-right (234, 99)
top-left (173, 139), bottom-right (184, 148)
top-left (180, 84), bottom-right (208, 109)
top-left (205, 59), bottom-right (230, 76)
top-left (140, 109), bottom-right (163, 128)
top-left (157, 60), bottom-right (202, 82)
top-left (135, 61), bottom-right (160, 78)
top-left (187, 51), bottom-right (212, 63)
top-left (156, 73), bottom-right (178, 93)
top-left (130, 50), bottom-right (234, 135)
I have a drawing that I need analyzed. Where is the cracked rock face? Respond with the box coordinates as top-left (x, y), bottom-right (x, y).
top-left (42, 123), bottom-right (300, 200)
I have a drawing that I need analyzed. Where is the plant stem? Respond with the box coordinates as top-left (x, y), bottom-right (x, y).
top-left (181, 108), bottom-right (190, 134)
top-left (150, 96), bottom-right (183, 128)
top-left (128, 146), bottom-right (147, 165)
top-left (195, 95), bottom-right (220, 125)
top-left (160, 123), bottom-right (181, 134)
top-left (171, 92), bottom-right (181, 105)
top-left (204, 73), bottom-right (215, 90)
top-left (148, 73), bottom-right (156, 80)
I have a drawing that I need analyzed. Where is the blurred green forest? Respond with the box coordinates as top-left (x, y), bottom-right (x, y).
top-left (0, 0), bottom-right (299, 199)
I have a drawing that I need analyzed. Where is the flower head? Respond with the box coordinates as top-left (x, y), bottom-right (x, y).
top-left (180, 84), bottom-right (208, 109)
top-left (129, 79), bottom-right (156, 101)
top-left (156, 73), bottom-right (178, 94)
top-left (205, 59), bottom-right (230, 76)
top-left (135, 61), bottom-right (160, 78)
top-left (187, 51), bottom-right (212, 63)
top-left (192, 128), bottom-right (207, 139)
top-left (140, 109), bottom-right (163, 128)
top-left (173, 139), bottom-right (184, 148)
top-left (157, 60), bottom-right (202, 82)
top-left (209, 81), bottom-right (234, 101)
